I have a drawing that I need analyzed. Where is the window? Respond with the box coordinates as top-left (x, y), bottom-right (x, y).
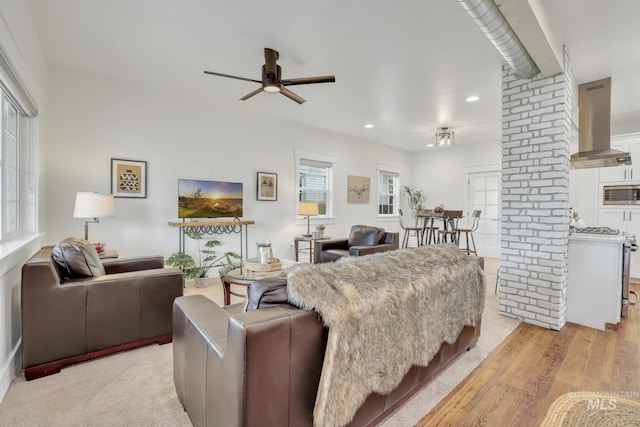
top-left (298, 159), bottom-right (332, 216)
top-left (378, 169), bottom-right (399, 216)
top-left (296, 150), bottom-right (335, 217)
top-left (1, 93), bottom-right (19, 237)
top-left (0, 49), bottom-right (38, 241)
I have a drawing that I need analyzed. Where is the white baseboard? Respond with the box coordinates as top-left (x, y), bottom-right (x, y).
top-left (0, 338), bottom-right (21, 402)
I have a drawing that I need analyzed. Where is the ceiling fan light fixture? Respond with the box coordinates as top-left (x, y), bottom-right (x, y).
top-left (263, 84), bottom-right (281, 93)
top-left (434, 127), bottom-right (454, 146)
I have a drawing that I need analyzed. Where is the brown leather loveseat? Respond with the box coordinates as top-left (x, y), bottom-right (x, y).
top-left (314, 224), bottom-right (399, 263)
top-left (21, 241), bottom-right (184, 380)
top-left (173, 253), bottom-right (484, 427)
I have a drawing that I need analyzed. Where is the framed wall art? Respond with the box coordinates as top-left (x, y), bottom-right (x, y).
top-left (348, 175), bottom-right (370, 203)
top-left (257, 172), bottom-right (277, 201)
top-left (111, 158), bottom-right (147, 198)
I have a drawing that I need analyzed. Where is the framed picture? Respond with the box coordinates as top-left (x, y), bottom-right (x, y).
top-left (111, 158), bottom-right (147, 198)
top-left (257, 172), bottom-right (277, 201)
top-left (348, 175), bottom-right (370, 203)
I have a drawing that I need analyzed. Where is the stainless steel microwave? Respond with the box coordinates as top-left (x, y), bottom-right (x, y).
top-left (603, 185), bottom-right (640, 205)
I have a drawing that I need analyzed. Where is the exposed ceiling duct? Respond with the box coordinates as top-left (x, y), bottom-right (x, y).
top-left (456, 0), bottom-right (539, 79)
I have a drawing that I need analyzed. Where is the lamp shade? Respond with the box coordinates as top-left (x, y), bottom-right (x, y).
top-left (73, 192), bottom-right (115, 218)
top-left (298, 202), bottom-right (319, 217)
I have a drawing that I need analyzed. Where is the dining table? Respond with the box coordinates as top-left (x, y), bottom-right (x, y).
top-left (417, 210), bottom-right (463, 245)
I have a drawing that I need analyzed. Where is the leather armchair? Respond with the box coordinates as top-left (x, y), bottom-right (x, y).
top-left (21, 245), bottom-right (184, 380)
top-left (314, 224), bottom-right (399, 263)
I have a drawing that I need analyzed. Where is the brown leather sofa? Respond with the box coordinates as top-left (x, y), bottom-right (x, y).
top-left (21, 244), bottom-right (184, 380)
top-left (314, 224), bottom-right (399, 263)
top-left (173, 279), bottom-right (481, 426)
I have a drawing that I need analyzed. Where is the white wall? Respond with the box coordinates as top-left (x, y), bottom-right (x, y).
top-left (412, 141), bottom-right (500, 209)
top-left (44, 66), bottom-right (413, 262)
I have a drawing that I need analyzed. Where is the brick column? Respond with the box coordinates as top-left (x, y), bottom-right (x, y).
top-left (498, 48), bottom-right (574, 330)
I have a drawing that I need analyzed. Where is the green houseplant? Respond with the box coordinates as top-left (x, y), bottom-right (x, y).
top-left (402, 185), bottom-right (427, 225)
top-left (166, 230), bottom-right (240, 286)
top-left (314, 224), bottom-right (325, 238)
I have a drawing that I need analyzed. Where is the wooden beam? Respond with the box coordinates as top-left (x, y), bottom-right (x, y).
top-left (496, 0), bottom-right (564, 77)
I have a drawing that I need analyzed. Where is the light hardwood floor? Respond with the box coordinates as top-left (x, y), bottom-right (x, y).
top-left (417, 284), bottom-right (640, 426)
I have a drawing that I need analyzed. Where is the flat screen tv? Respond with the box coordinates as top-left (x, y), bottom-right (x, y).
top-left (178, 179), bottom-right (243, 219)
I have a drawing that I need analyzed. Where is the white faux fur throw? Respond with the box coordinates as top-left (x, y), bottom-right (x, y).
top-left (286, 244), bottom-right (486, 427)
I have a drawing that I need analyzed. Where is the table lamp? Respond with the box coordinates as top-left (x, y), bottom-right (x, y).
top-left (298, 202), bottom-right (318, 237)
top-left (73, 192), bottom-right (115, 240)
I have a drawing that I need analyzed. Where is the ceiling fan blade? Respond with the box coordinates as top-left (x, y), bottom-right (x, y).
top-left (282, 75), bottom-right (336, 86)
top-left (280, 87), bottom-right (306, 104)
top-left (239, 87), bottom-right (264, 101)
top-left (203, 70), bottom-right (261, 84)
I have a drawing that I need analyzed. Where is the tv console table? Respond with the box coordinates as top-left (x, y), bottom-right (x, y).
top-left (168, 220), bottom-right (255, 258)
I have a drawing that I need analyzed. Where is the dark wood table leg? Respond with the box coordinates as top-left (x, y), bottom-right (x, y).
top-left (222, 278), bottom-right (231, 305)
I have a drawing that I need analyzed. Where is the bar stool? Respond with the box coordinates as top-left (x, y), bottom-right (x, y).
top-left (437, 210), bottom-right (463, 244)
top-left (399, 209), bottom-right (422, 248)
top-left (457, 210), bottom-right (482, 255)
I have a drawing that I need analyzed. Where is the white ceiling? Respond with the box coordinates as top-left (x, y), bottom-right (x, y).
top-left (24, 0), bottom-right (640, 152)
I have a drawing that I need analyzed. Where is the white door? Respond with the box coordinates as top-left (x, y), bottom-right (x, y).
top-left (465, 170), bottom-right (501, 258)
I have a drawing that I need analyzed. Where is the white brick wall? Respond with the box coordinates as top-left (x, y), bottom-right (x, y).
top-left (498, 48), bottom-right (574, 330)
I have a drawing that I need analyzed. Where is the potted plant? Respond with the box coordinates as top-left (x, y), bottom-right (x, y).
top-left (314, 224), bottom-right (325, 239)
top-left (402, 185), bottom-right (427, 226)
top-left (166, 230), bottom-right (240, 287)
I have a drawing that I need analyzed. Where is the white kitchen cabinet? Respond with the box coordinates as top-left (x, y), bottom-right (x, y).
top-left (599, 137), bottom-right (640, 183)
top-left (568, 234), bottom-right (624, 330)
top-left (599, 207), bottom-right (640, 280)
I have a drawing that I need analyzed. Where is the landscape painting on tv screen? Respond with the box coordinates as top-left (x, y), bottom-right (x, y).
top-left (178, 179), bottom-right (243, 219)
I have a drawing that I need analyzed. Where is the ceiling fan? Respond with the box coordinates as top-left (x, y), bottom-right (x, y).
top-left (203, 47), bottom-right (335, 104)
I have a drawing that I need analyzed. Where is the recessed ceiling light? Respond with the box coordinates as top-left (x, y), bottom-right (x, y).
top-left (466, 95), bottom-right (480, 103)
top-left (364, 124), bottom-right (374, 128)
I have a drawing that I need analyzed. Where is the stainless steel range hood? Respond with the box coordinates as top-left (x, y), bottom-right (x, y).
top-left (570, 77), bottom-right (631, 169)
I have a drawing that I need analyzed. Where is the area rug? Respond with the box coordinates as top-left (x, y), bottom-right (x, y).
top-left (540, 392), bottom-right (640, 427)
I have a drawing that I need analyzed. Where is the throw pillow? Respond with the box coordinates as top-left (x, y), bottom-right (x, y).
top-left (348, 225), bottom-right (385, 246)
top-left (245, 276), bottom-right (289, 311)
top-left (52, 237), bottom-right (106, 278)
